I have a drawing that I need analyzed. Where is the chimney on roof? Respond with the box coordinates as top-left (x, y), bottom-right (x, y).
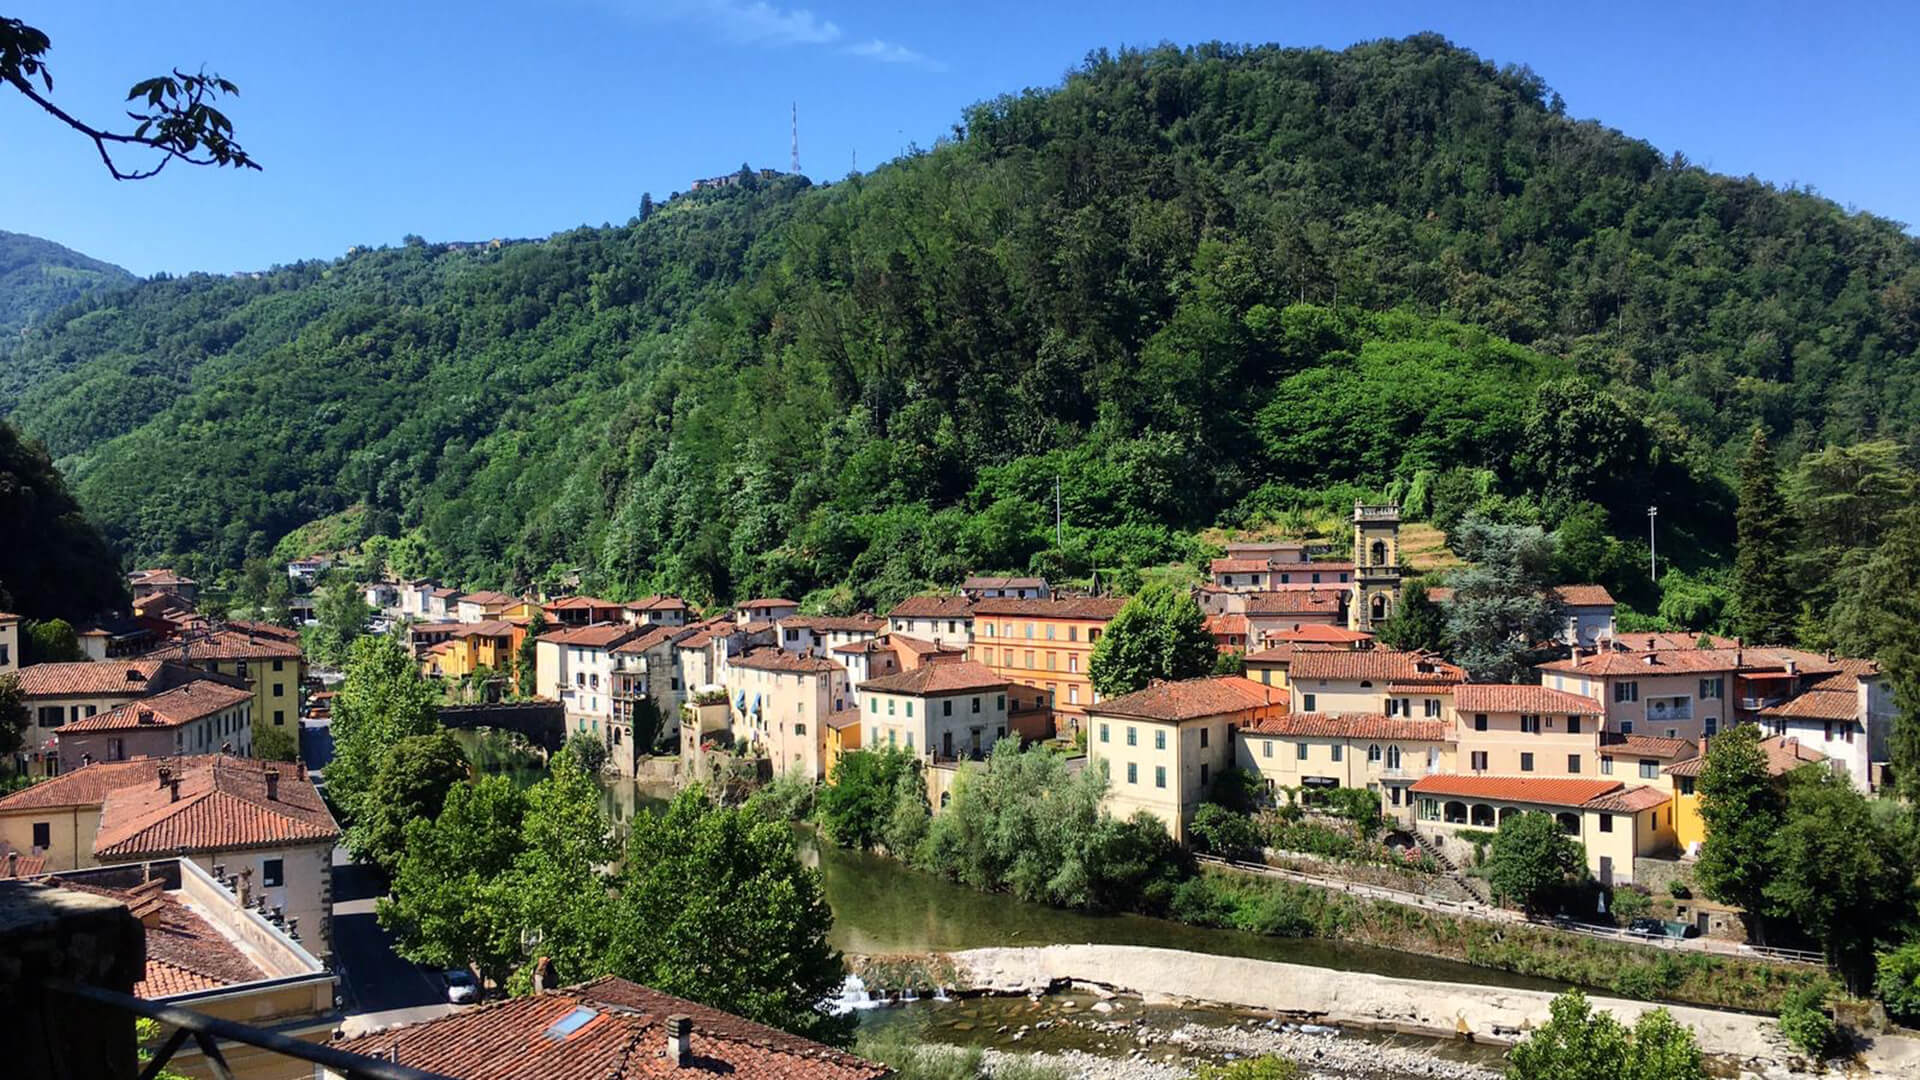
top-left (665, 1014), bottom-right (692, 1067)
top-left (6, 851), bottom-right (16, 877)
top-left (81, 753), bottom-right (93, 766)
top-left (158, 766), bottom-right (173, 789)
top-left (167, 776), bottom-right (181, 802)
top-left (532, 955), bottom-right (554, 992)
top-left (265, 769), bottom-right (279, 801)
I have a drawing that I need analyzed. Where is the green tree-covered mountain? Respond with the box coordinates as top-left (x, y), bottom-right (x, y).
top-left (0, 229), bottom-right (134, 356)
top-left (5, 36), bottom-right (1918, 610)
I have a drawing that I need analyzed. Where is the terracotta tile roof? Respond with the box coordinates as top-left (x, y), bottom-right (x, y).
top-left (1242, 713), bottom-right (1453, 742)
top-left (0, 610), bottom-right (21, 623)
top-left (130, 569), bottom-right (196, 586)
top-left (1243, 643), bottom-right (1345, 664)
top-left (729, 647), bottom-right (842, 676)
top-left (1244, 590), bottom-right (1345, 615)
top-left (1210, 558), bottom-right (1272, 574)
top-left (1603, 631), bottom-right (1740, 652)
top-left (612, 627), bottom-right (685, 655)
top-left (858, 660), bottom-right (1008, 696)
top-left (1268, 625), bottom-right (1372, 644)
top-left (0, 758), bottom-right (172, 811)
top-left (48, 877), bottom-right (263, 997)
top-left (1090, 675), bottom-right (1285, 722)
top-left (1453, 684), bottom-right (1604, 715)
top-left (886, 594), bottom-right (976, 619)
top-left (740, 620), bottom-right (776, 635)
top-left (142, 626), bottom-right (303, 661)
top-left (542, 623), bottom-right (641, 648)
top-left (331, 977), bottom-right (889, 1080)
top-left (623, 594), bottom-right (690, 612)
top-left (429, 587), bottom-right (460, 599)
top-left (1553, 584), bottom-right (1616, 607)
top-left (1668, 734), bottom-right (1827, 777)
top-left (1581, 785), bottom-right (1672, 814)
top-left (779, 614), bottom-right (887, 633)
top-left (1205, 614), bottom-right (1250, 636)
top-left (223, 620), bottom-right (301, 643)
top-left (1760, 688), bottom-right (1861, 722)
top-left (1409, 774), bottom-right (1624, 808)
top-left (13, 660), bottom-right (172, 698)
top-left (449, 619), bottom-right (518, 638)
top-left (885, 634), bottom-right (963, 658)
top-left (969, 596), bottom-right (1126, 620)
top-left (1287, 649), bottom-right (1464, 685)
top-left (738, 597), bottom-right (798, 610)
top-left (60, 680), bottom-right (254, 732)
top-left (545, 595), bottom-right (621, 610)
top-left (1539, 648), bottom-right (1746, 676)
top-left (458, 590), bottom-right (519, 607)
top-left (93, 756), bottom-right (340, 858)
top-left (1599, 733), bottom-right (1697, 759)
top-left (832, 639), bottom-right (888, 655)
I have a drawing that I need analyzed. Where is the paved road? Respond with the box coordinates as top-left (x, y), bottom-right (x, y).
top-left (330, 844), bottom-right (452, 1025)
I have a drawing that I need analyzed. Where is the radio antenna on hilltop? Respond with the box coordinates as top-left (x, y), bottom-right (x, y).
top-left (791, 101), bottom-right (800, 174)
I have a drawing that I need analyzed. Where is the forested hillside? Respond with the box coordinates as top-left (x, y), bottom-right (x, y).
top-left (6, 36), bottom-right (1918, 613)
top-left (0, 230), bottom-right (133, 356)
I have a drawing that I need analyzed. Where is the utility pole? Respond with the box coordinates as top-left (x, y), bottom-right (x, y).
top-left (791, 101), bottom-right (800, 174)
top-left (1647, 505), bottom-right (1659, 582)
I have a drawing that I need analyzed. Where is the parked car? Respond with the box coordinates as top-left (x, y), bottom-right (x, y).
top-left (444, 969), bottom-right (479, 1004)
top-left (1627, 917), bottom-right (1667, 938)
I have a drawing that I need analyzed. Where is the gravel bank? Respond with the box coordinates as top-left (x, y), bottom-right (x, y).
top-left (979, 1017), bottom-right (1499, 1080)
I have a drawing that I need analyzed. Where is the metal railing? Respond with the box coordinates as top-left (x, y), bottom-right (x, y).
top-left (50, 981), bottom-right (458, 1080)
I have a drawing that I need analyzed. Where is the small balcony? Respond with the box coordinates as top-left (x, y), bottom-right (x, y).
top-left (1645, 697), bottom-right (1692, 723)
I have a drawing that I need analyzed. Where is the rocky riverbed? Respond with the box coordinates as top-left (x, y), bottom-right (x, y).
top-left (974, 1016), bottom-right (1500, 1080)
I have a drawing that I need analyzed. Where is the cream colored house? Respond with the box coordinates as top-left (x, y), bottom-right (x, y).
top-left (1408, 773), bottom-right (1675, 886)
top-left (55, 679), bottom-right (254, 772)
top-left (1537, 648), bottom-right (1739, 743)
top-left (1085, 676), bottom-right (1288, 842)
top-left (535, 623), bottom-right (643, 741)
top-left (724, 647), bottom-right (850, 780)
top-left (1452, 683), bottom-right (1607, 779)
top-left (145, 623), bottom-right (307, 743)
top-left (855, 660), bottom-right (1010, 762)
top-left (0, 755), bottom-right (340, 958)
top-left (886, 594), bottom-right (975, 649)
top-left (1281, 649), bottom-right (1464, 715)
top-left (1237, 713), bottom-right (1453, 824)
top-left (0, 610), bottom-right (18, 675)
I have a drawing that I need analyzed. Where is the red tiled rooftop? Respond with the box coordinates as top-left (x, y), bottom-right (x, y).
top-left (1242, 712), bottom-right (1452, 742)
top-left (1453, 684), bottom-right (1603, 715)
top-left (1409, 774), bottom-right (1623, 808)
top-left (886, 594), bottom-right (976, 619)
top-left (1268, 624), bottom-right (1372, 644)
top-left (1599, 732), bottom-right (1697, 759)
top-left (545, 595), bottom-right (620, 610)
top-left (1553, 584), bottom-right (1616, 607)
top-left (141, 626), bottom-right (302, 661)
top-left (12, 660), bottom-right (172, 698)
top-left (738, 597), bottom-right (798, 610)
top-left (330, 977), bottom-right (889, 1080)
top-left (1244, 590), bottom-right (1345, 616)
top-left (0, 758), bottom-right (173, 811)
top-left (1210, 558), bottom-right (1272, 574)
top-left (970, 596), bottom-right (1126, 620)
top-left (1288, 649), bottom-right (1464, 685)
top-left (780, 614), bottom-right (887, 633)
top-left (48, 877), bottom-right (264, 997)
top-left (1667, 734), bottom-right (1826, 778)
top-left (1581, 785), bottom-right (1672, 814)
top-left (624, 594), bottom-right (690, 612)
top-left (541, 623), bottom-right (641, 648)
top-left (93, 756), bottom-right (339, 858)
top-left (60, 680), bottom-right (254, 732)
top-left (858, 660), bottom-right (1008, 696)
top-left (1090, 675), bottom-right (1285, 722)
top-left (729, 647), bottom-right (842, 675)
top-left (1540, 649), bottom-right (1748, 676)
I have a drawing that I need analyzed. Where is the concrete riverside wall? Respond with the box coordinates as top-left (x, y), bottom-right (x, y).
top-left (946, 944), bottom-right (1920, 1076)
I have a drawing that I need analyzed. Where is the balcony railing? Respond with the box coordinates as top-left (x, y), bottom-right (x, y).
top-left (50, 980), bottom-right (457, 1080)
top-left (1646, 698), bottom-right (1693, 723)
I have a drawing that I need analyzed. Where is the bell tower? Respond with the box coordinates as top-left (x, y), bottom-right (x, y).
top-left (1350, 503), bottom-right (1402, 632)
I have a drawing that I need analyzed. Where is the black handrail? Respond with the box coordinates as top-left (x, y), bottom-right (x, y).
top-left (50, 980), bottom-right (459, 1080)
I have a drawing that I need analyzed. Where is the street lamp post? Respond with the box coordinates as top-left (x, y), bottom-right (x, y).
top-left (1647, 506), bottom-right (1659, 582)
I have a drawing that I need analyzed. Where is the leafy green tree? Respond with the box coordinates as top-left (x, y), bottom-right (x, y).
top-left (1733, 427), bottom-right (1796, 645)
top-left (516, 610), bottom-right (545, 697)
top-left (1486, 811), bottom-right (1583, 914)
top-left (512, 751), bottom-right (617, 983)
top-left (1874, 941), bottom-right (1920, 1024)
top-left (306, 580), bottom-right (373, 667)
top-left (0, 421), bottom-right (126, 624)
top-left (1776, 982), bottom-right (1837, 1059)
top-left (1764, 768), bottom-right (1916, 989)
top-left (630, 694), bottom-right (664, 752)
top-left (22, 618), bottom-right (84, 664)
top-left (1829, 505), bottom-right (1920, 801)
top-left (346, 731), bottom-right (470, 873)
top-left (1, 16), bottom-right (258, 179)
top-left (1375, 581), bottom-right (1448, 653)
top-left (329, 635), bottom-right (441, 824)
top-left (1693, 724), bottom-right (1781, 938)
top-left (378, 775), bottom-right (529, 987)
top-left (560, 731), bottom-right (607, 774)
top-left (1189, 803), bottom-right (1262, 861)
top-left (1512, 379), bottom-right (1650, 512)
top-left (1506, 990), bottom-right (1704, 1080)
top-left (816, 749), bottom-right (921, 851)
top-left (1089, 583), bottom-right (1216, 697)
top-left (602, 787), bottom-right (852, 1046)
top-left (1444, 515), bottom-right (1562, 681)
top-left (0, 673), bottom-right (28, 756)
top-left (251, 720), bottom-right (297, 762)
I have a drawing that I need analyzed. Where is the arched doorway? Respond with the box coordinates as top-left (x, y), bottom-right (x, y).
top-left (1444, 800), bottom-right (1467, 824)
top-left (1470, 803), bottom-right (1495, 828)
top-left (1556, 812), bottom-right (1580, 835)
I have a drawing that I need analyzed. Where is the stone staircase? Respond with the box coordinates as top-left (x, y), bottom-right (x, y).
top-left (1412, 830), bottom-right (1492, 905)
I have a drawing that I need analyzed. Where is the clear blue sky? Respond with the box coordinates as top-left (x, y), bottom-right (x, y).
top-left (5, 0), bottom-right (1916, 275)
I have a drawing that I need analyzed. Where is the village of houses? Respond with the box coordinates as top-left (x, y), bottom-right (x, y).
top-left (0, 500), bottom-right (1895, 973)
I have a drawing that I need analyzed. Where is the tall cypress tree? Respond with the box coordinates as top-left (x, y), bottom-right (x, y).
top-left (1733, 426), bottom-right (1796, 644)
